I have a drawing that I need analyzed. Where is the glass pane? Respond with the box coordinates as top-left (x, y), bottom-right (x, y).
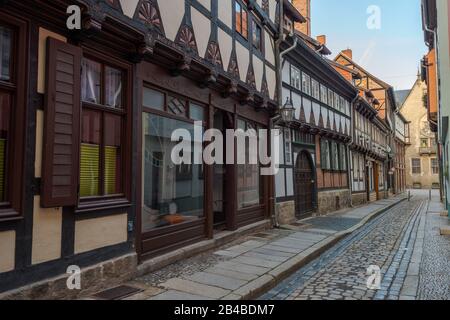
top-left (81, 58), bottom-right (101, 104)
top-left (189, 103), bottom-right (204, 121)
top-left (80, 144), bottom-right (100, 197)
top-left (0, 26), bottom-right (12, 81)
top-left (167, 96), bottom-right (186, 116)
top-left (104, 113), bottom-right (122, 195)
top-left (105, 66), bottom-right (123, 108)
top-left (80, 110), bottom-right (101, 197)
top-left (143, 87), bottom-right (164, 110)
top-left (0, 91), bottom-right (10, 202)
top-left (235, 2), bottom-right (242, 34)
top-left (142, 113), bottom-right (204, 232)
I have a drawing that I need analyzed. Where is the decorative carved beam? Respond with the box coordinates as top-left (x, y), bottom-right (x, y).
top-left (199, 69), bottom-right (218, 88)
top-left (170, 55), bottom-right (191, 77)
top-left (222, 80), bottom-right (238, 98)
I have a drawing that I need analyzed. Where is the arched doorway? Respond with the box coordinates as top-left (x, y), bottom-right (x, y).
top-left (295, 151), bottom-right (315, 219)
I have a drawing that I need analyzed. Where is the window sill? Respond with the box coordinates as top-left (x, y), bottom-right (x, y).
top-left (76, 197), bottom-right (131, 214)
top-left (0, 208), bottom-right (22, 222)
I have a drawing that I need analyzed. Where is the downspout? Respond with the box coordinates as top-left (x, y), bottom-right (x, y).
top-left (346, 93), bottom-right (360, 208)
top-left (271, 1), bottom-right (298, 228)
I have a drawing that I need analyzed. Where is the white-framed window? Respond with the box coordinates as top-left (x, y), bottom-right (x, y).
top-left (302, 72), bottom-right (311, 96)
top-left (290, 66), bottom-right (301, 90)
top-left (311, 78), bottom-right (320, 100)
top-left (321, 139), bottom-right (331, 170)
top-left (431, 158), bottom-right (439, 175)
top-left (320, 84), bottom-right (328, 104)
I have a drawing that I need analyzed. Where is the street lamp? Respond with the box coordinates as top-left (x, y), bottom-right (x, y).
top-left (281, 97), bottom-right (295, 123)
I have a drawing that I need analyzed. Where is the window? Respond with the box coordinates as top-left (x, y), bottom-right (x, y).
top-left (235, 1), bottom-right (248, 39)
top-left (142, 113), bottom-right (204, 232)
top-left (252, 20), bottom-right (262, 51)
top-left (331, 141), bottom-right (339, 170)
top-left (339, 144), bottom-right (347, 171)
top-left (311, 79), bottom-right (320, 101)
top-left (284, 129), bottom-right (292, 165)
top-left (0, 26), bottom-right (13, 203)
top-left (320, 84), bottom-right (327, 103)
top-left (420, 138), bottom-right (429, 148)
top-left (328, 89), bottom-right (334, 108)
top-left (302, 72), bottom-right (311, 96)
top-left (237, 119), bottom-right (261, 209)
top-left (290, 66), bottom-right (301, 90)
top-left (80, 57), bottom-right (126, 198)
top-left (411, 158), bottom-right (421, 174)
top-left (0, 17), bottom-right (26, 217)
top-left (320, 139), bottom-right (331, 170)
top-left (431, 158), bottom-right (439, 174)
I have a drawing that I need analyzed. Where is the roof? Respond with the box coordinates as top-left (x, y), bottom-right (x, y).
top-left (295, 31), bottom-right (332, 55)
top-left (283, 0), bottom-right (306, 23)
top-left (334, 52), bottom-right (392, 89)
top-left (395, 90), bottom-right (411, 107)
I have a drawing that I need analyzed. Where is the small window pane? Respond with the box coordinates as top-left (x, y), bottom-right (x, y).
top-left (104, 114), bottom-right (122, 195)
top-left (81, 58), bottom-right (101, 104)
top-left (252, 21), bottom-right (261, 50)
top-left (143, 87), bottom-right (164, 110)
top-left (80, 110), bottom-right (101, 197)
top-left (168, 96), bottom-right (186, 116)
top-left (0, 26), bottom-right (12, 81)
top-left (105, 66), bottom-right (123, 108)
top-left (190, 103), bottom-right (204, 121)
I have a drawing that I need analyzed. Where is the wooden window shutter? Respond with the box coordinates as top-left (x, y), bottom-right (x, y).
top-left (41, 38), bottom-right (82, 208)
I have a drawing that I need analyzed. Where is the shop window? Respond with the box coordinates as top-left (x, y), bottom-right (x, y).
top-left (142, 113), bottom-right (204, 232)
top-left (237, 119), bottom-right (261, 209)
top-left (320, 139), bottom-right (331, 170)
top-left (431, 158), bottom-right (439, 174)
top-left (80, 57), bottom-right (125, 198)
top-left (252, 20), bottom-right (262, 51)
top-left (411, 158), bottom-right (421, 174)
top-left (235, 1), bottom-right (248, 39)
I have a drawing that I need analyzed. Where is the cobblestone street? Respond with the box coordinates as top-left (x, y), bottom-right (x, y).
top-left (260, 190), bottom-right (450, 300)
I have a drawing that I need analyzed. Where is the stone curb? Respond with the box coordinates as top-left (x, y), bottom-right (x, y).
top-left (230, 197), bottom-right (408, 300)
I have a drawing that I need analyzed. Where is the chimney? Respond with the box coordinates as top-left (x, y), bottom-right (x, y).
top-left (317, 35), bottom-right (326, 46)
top-left (342, 49), bottom-right (353, 60)
top-left (292, 0), bottom-right (311, 36)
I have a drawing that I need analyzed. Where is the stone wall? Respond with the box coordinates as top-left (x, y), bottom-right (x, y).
top-left (0, 253), bottom-right (137, 300)
top-left (352, 193), bottom-right (367, 207)
top-left (276, 201), bottom-right (296, 225)
top-left (317, 189), bottom-right (351, 216)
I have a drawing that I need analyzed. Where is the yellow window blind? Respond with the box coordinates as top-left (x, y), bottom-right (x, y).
top-left (80, 143), bottom-right (99, 197)
top-left (104, 146), bottom-right (118, 195)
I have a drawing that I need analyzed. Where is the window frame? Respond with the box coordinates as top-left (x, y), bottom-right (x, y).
top-left (0, 13), bottom-right (27, 221)
top-left (411, 158), bottom-right (421, 175)
top-left (77, 47), bottom-right (132, 211)
top-left (431, 158), bottom-right (439, 175)
top-left (235, 0), bottom-right (249, 40)
top-left (251, 19), bottom-right (263, 52)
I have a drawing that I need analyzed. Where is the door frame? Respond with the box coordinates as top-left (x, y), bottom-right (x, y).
top-left (294, 150), bottom-right (317, 219)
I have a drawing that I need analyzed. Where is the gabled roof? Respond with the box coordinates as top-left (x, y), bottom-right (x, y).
top-left (334, 52), bottom-right (392, 89)
top-left (295, 31), bottom-right (332, 55)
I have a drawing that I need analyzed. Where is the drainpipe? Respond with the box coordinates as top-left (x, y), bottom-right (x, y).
top-left (346, 93), bottom-right (360, 208)
top-left (271, 1), bottom-right (298, 228)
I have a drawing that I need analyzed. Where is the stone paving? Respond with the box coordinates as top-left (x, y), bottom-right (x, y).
top-left (260, 190), bottom-right (450, 301)
top-left (89, 196), bottom-right (405, 300)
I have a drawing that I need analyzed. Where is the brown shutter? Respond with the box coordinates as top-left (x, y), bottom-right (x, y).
top-left (41, 38), bottom-right (82, 208)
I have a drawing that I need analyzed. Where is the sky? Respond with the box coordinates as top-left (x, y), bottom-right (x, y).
top-left (311, 0), bottom-right (428, 90)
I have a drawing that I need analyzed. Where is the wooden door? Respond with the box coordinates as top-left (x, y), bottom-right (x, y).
top-left (295, 151), bottom-right (315, 218)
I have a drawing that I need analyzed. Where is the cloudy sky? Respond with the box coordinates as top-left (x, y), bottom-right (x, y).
top-left (311, 0), bottom-right (428, 90)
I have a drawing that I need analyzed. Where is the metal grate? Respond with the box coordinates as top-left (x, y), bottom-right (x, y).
top-left (93, 285), bottom-right (143, 300)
